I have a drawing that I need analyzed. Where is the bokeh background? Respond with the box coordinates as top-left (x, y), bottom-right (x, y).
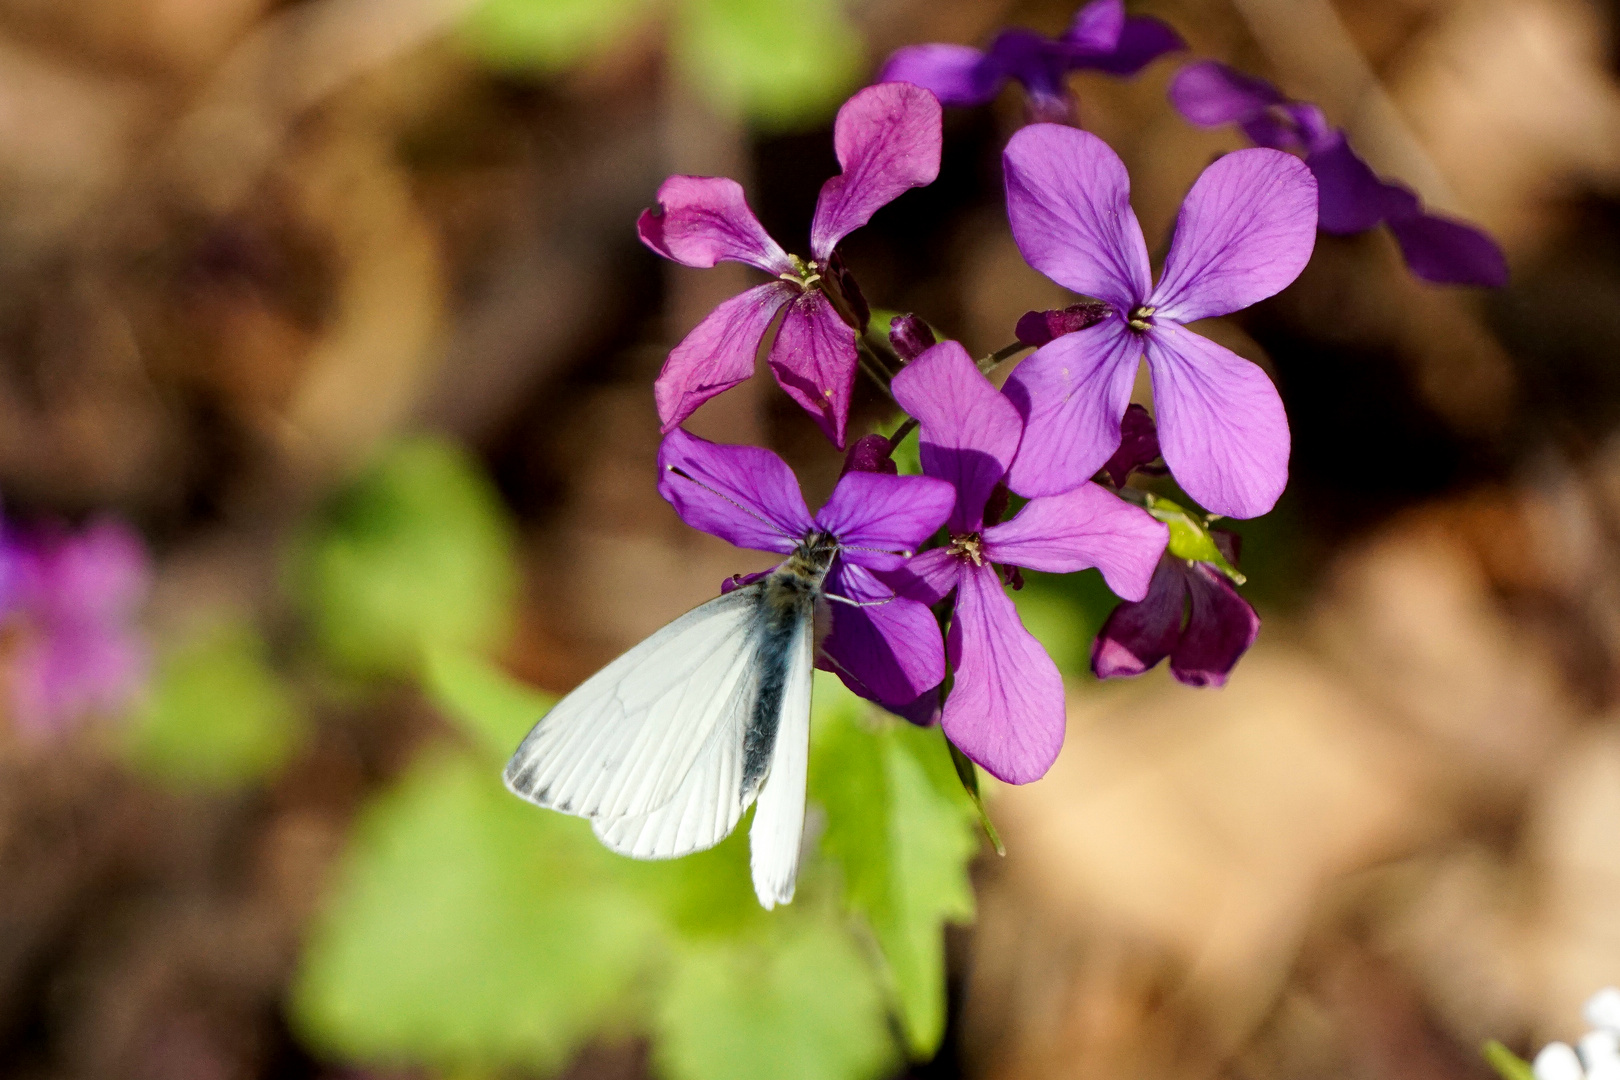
top-left (0, 0), bottom-right (1617, 1077)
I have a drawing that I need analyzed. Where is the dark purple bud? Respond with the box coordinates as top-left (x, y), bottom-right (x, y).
top-left (888, 314), bottom-right (936, 363)
top-left (982, 481), bottom-right (1011, 527)
top-left (1014, 301), bottom-right (1114, 347)
top-left (1210, 527), bottom-right (1242, 568)
top-left (822, 249), bottom-right (871, 332)
top-left (1091, 557), bottom-right (1185, 680)
top-left (1167, 563), bottom-right (1259, 687)
top-left (1000, 564), bottom-right (1025, 591)
top-left (1102, 403), bottom-right (1162, 486)
top-left (839, 434), bottom-right (898, 478)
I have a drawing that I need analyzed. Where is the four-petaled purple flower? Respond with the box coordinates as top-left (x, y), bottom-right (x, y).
top-left (1, 518), bottom-right (150, 736)
top-left (639, 83), bottom-right (942, 448)
top-left (1000, 125), bottom-right (1318, 519)
top-left (1170, 61), bottom-right (1508, 289)
top-left (657, 429), bottom-right (955, 708)
top-left (879, 0), bottom-right (1184, 123)
top-left (1092, 530), bottom-right (1259, 688)
top-left (886, 341), bottom-right (1167, 784)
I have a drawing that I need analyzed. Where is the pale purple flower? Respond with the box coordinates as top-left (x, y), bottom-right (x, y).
top-left (1170, 61), bottom-right (1508, 288)
top-left (658, 429), bottom-right (955, 708)
top-left (879, 0), bottom-right (1183, 123)
top-left (639, 84), bottom-right (942, 448)
top-left (1000, 125), bottom-right (1317, 518)
top-left (1, 518), bottom-right (150, 735)
top-left (1091, 530), bottom-right (1258, 688)
top-left (886, 341), bottom-right (1167, 783)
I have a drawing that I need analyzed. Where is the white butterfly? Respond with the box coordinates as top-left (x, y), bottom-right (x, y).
top-left (503, 532), bottom-right (841, 909)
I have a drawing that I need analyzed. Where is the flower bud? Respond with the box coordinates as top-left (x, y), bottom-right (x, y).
top-left (1014, 301), bottom-right (1113, 347)
top-left (839, 434), bottom-right (898, 477)
top-left (887, 314), bottom-right (936, 362)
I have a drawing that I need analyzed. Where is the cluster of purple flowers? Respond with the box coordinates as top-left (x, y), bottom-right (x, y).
top-left (638, 3), bottom-right (1506, 784)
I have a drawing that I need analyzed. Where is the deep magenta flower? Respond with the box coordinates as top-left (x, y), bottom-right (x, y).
top-left (638, 84), bottom-right (942, 448)
top-left (879, 0), bottom-right (1183, 123)
top-left (657, 429), bottom-right (955, 708)
top-left (886, 341), bottom-right (1167, 784)
top-left (1091, 531), bottom-right (1258, 688)
top-left (1, 518), bottom-right (150, 735)
top-left (1170, 61), bottom-right (1508, 288)
top-left (1000, 125), bottom-right (1317, 519)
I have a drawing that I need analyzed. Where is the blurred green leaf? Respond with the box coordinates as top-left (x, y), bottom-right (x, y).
top-left (461, 0), bottom-right (651, 72)
top-left (295, 438), bottom-right (517, 678)
top-left (125, 622), bottom-right (303, 790)
top-left (654, 911), bottom-right (896, 1080)
top-left (809, 674), bottom-right (978, 1058)
top-left (293, 749), bottom-right (659, 1072)
top-left (673, 0), bottom-right (862, 130)
top-left (1483, 1041), bottom-right (1537, 1080)
top-left (424, 647), bottom-right (555, 764)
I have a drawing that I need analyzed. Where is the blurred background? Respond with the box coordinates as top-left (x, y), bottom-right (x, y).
top-left (0, 0), bottom-right (1616, 1077)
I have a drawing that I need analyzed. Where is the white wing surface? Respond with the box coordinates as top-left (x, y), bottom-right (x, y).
top-left (748, 618), bottom-right (814, 909)
top-left (504, 586), bottom-right (764, 824)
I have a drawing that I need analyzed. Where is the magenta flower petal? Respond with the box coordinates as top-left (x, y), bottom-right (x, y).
top-left (1168, 61), bottom-right (1283, 127)
top-left (942, 562), bottom-right (1065, 784)
top-left (982, 483), bottom-right (1167, 600)
top-left (1004, 125), bottom-right (1151, 310)
top-left (657, 429), bottom-right (812, 554)
top-left (891, 340), bottom-right (1024, 533)
top-left (1003, 320), bottom-right (1141, 498)
top-left (1144, 324), bottom-right (1289, 519)
top-left (1090, 557), bottom-right (1184, 679)
top-left (767, 292), bottom-right (858, 449)
top-left (1076, 15), bottom-right (1185, 76)
top-left (1306, 136), bottom-right (1394, 234)
top-left (637, 176), bottom-right (794, 274)
top-left (815, 472), bottom-right (955, 571)
top-left (1149, 149), bottom-right (1318, 323)
top-left (1386, 210), bottom-right (1510, 288)
top-left (881, 547), bottom-right (962, 607)
top-left (809, 83), bottom-right (943, 261)
top-left (1168, 563), bottom-right (1260, 687)
top-left (819, 562), bottom-right (945, 707)
top-left (878, 44), bottom-right (1001, 107)
top-left (1062, 0), bottom-right (1125, 52)
top-left (655, 282), bottom-right (793, 433)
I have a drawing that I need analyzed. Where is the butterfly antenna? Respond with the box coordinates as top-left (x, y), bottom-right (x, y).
top-left (839, 543), bottom-right (914, 557)
top-left (666, 466), bottom-right (790, 537)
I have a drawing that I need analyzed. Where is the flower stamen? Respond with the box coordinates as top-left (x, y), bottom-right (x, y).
top-left (1127, 305), bottom-right (1156, 332)
top-left (947, 532), bottom-right (984, 566)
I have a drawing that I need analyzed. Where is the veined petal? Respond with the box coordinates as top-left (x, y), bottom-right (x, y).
top-left (819, 562), bottom-right (946, 707)
top-left (767, 292), bottom-right (858, 448)
top-left (878, 44), bottom-right (1002, 106)
top-left (1003, 320), bottom-right (1141, 497)
top-left (1003, 125), bottom-right (1151, 309)
top-left (816, 472), bottom-right (955, 570)
top-left (1151, 148), bottom-right (1318, 323)
top-left (1168, 563), bottom-right (1260, 687)
top-left (637, 175), bottom-right (792, 274)
top-left (982, 483), bottom-right (1167, 600)
top-left (1071, 14), bottom-right (1185, 76)
top-left (1062, 0), bottom-right (1125, 53)
top-left (1386, 210), bottom-right (1510, 288)
top-left (657, 429), bottom-right (811, 553)
top-left (1090, 558), bottom-right (1185, 679)
top-left (655, 282), bottom-right (793, 432)
top-left (1168, 61), bottom-right (1280, 127)
top-left (891, 340), bottom-right (1023, 533)
top-left (810, 83), bottom-right (943, 260)
top-left (1144, 324), bottom-right (1289, 519)
top-left (942, 563), bottom-right (1065, 784)
top-left (1306, 136), bottom-right (1393, 234)
top-left (880, 547), bottom-right (962, 607)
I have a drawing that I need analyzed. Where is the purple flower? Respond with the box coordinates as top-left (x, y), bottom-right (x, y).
top-left (1169, 61), bottom-right (1508, 288)
top-left (879, 0), bottom-right (1184, 123)
top-left (1000, 125), bottom-right (1317, 519)
top-left (886, 341), bottom-right (1167, 783)
top-left (639, 84), bottom-right (942, 448)
top-left (1, 518), bottom-right (150, 736)
top-left (1091, 530), bottom-right (1258, 688)
top-left (657, 429), bottom-right (955, 709)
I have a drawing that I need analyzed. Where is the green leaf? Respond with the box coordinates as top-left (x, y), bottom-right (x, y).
top-left (292, 749), bottom-right (659, 1072)
top-left (423, 647), bottom-right (555, 764)
top-left (1147, 495), bottom-right (1244, 583)
top-left (654, 912), bottom-right (896, 1080)
top-left (124, 622), bottom-right (304, 790)
top-left (294, 438), bottom-right (517, 678)
top-left (1483, 1041), bottom-right (1537, 1080)
top-left (673, 0), bottom-right (863, 130)
top-left (461, 0), bottom-right (651, 72)
top-left (809, 674), bottom-right (979, 1058)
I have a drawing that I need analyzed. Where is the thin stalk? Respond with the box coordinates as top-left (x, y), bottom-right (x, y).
top-left (977, 341), bottom-right (1029, 373)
